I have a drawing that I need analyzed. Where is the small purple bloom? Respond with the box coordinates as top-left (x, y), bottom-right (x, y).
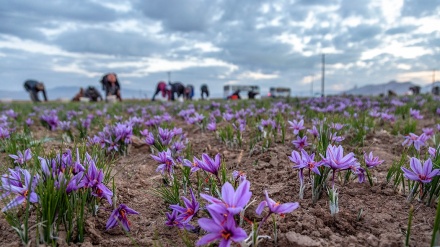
top-left (198, 153), bottom-right (221, 177)
top-left (364, 151), bottom-right (384, 168)
top-left (401, 157), bottom-right (440, 184)
top-left (169, 189), bottom-right (199, 223)
top-left (288, 119), bottom-right (305, 135)
top-left (106, 204), bottom-right (139, 231)
top-left (201, 180), bottom-right (252, 215)
top-left (256, 190), bottom-right (299, 216)
top-left (292, 135), bottom-right (309, 150)
top-left (9, 149), bottom-right (32, 165)
top-left (151, 149), bottom-right (175, 176)
top-left (196, 208), bottom-right (247, 247)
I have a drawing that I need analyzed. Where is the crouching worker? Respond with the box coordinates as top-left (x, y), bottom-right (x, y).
top-left (152, 81), bottom-right (170, 101)
top-left (24, 80), bottom-right (48, 102)
top-left (85, 86), bottom-right (103, 101)
top-left (184, 84), bottom-right (194, 100)
top-left (201, 84), bottom-right (209, 100)
top-left (101, 73), bottom-right (122, 101)
top-left (169, 81), bottom-right (185, 101)
top-left (72, 87), bottom-right (85, 101)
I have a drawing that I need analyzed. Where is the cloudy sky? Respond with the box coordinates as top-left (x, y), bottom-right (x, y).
top-left (1, 0), bottom-right (439, 98)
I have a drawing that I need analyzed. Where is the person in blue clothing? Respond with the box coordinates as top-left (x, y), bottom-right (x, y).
top-left (184, 84), bottom-right (195, 100)
top-left (23, 80), bottom-right (48, 102)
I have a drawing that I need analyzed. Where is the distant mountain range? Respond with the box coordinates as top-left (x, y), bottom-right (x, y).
top-left (343, 80), bottom-right (440, 96)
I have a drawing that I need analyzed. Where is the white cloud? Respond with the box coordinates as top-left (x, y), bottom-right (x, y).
top-left (237, 71), bottom-right (278, 80)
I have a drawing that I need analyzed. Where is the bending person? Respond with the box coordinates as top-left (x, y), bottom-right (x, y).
top-left (201, 84), bottom-right (209, 100)
top-left (184, 84), bottom-right (194, 100)
top-left (84, 86), bottom-right (103, 102)
top-left (24, 80), bottom-right (48, 102)
top-left (152, 81), bottom-right (170, 101)
top-left (169, 81), bottom-right (185, 101)
top-left (100, 73), bottom-right (122, 101)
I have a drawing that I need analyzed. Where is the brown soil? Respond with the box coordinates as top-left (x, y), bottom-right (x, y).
top-left (0, 114), bottom-right (438, 247)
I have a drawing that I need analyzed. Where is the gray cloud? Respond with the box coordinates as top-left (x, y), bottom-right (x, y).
top-left (1, 0), bottom-right (440, 98)
top-left (401, 0), bottom-right (440, 17)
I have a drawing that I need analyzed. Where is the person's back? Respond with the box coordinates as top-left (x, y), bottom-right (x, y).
top-left (85, 86), bottom-right (102, 102)
top-left (201, 84), bottom-right (209, 99)
top-left (169, 81), bottom-right (185, 101)
top-left (23, 80), bottom-right (48, 102)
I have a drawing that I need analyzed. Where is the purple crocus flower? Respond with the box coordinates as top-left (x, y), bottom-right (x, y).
top-left (201, 180), bottom-right (252, 215)
top-left (423, 128), bottom-right (434, 137)
top-left (0, 126), bottom-right (10, 139)
top-left (196, 208), bottom-right (247, 247)
top-left (1, 169), bottom-right (39, 212)
top-left (429, 146), bottom-right (438, 158)
top-left (151, 149), bottom-right (175, 176)
top-left (307, 125), bottom-right (319, 138)
top-left (288, 119), bottom-right (305, 135)
top-left (409, 108), bottom-right (423, 120)
top-left (401, 157), bottom-right (440, 184)
top-left (169, 189), bottom-right (199, 223)
top-left (290, 149), bottom-right (322, 175)
top-left (106, 204), bottom-right (139, 231)
top-left (25, 118), bottom-right (34, 126)
top-left (145, 132), bottom-right (155, 146)
top-left (198, 153), bottom-right (221, 177)
top-left (83, 162), bottom-right (113, 205)
top-left (292, 135), bottom-right (309, 150)
top-left (256, 190), bottom-right (299, 216)
top-left (183, 157), bottom-right (202, 173)
top-left (232, 170), bottom-right (246, 183)
top-left (66, 171), bottom-right (85, 193)
top-left (321, 145), bottom-right (356, 171)
top-left (9, 149), bottom-right (32, 165)
top-left (158, 127), bottom-right (173, 146)
top-left (207, 121), bottom-right (217, 131)
top-left (402, 133), bottom-right (428, 151)
top-left (364, 151), bottom-right (384, 168)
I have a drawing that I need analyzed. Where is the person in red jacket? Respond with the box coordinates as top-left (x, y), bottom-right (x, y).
top-left (152, 81), bottom-right (170, 101)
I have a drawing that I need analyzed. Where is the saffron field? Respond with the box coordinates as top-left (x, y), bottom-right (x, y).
top-left (0, 95), bottom-right (439, 247)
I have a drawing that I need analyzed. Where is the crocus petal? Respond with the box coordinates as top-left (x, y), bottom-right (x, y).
top-left (256, 201), bottom-right (267, 215)
top-left (230, 226), bottom-right (248, 242)
top-left (196, 233), bottom-right (221, 247)
top-left (234, 180), bottom-right (252, 207)
top-left (274, 202), bottom-right (299, 214)
top-left (2, 195), bottom-right (25, 212)
top-left (198, 218), bottom-right (223, 233)
top-left (401, 167), bottom-right (420, 181)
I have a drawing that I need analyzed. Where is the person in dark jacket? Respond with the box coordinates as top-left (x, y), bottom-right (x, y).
top-left (248, 90), bottom-right (259, 99)
top-left (23, 80), bottom-right (48, 102)
top-left (169, 81), bottom-right (185, 101)
top-left (152, 81), bottom-right (170, 101)
top-left (409, 86), bottom-right (421, 95)
top-left (433, 86), bottom-right (440, 96)
top-left (85, 86), bottom-right (103, 102)
top-left (100, 73), bottom-right (122, 101)
top-left (201, 84), bottom-right (209, 100)
top-left (184, 84), bottom-right (195, 100)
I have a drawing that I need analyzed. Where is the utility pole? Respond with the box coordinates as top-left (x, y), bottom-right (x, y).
top-left (167, 71), bottom-right (171, 83)
top-left (311, 74), bottom-right (314, 97)
top-left (321, 53), bottom-right (325, 98)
